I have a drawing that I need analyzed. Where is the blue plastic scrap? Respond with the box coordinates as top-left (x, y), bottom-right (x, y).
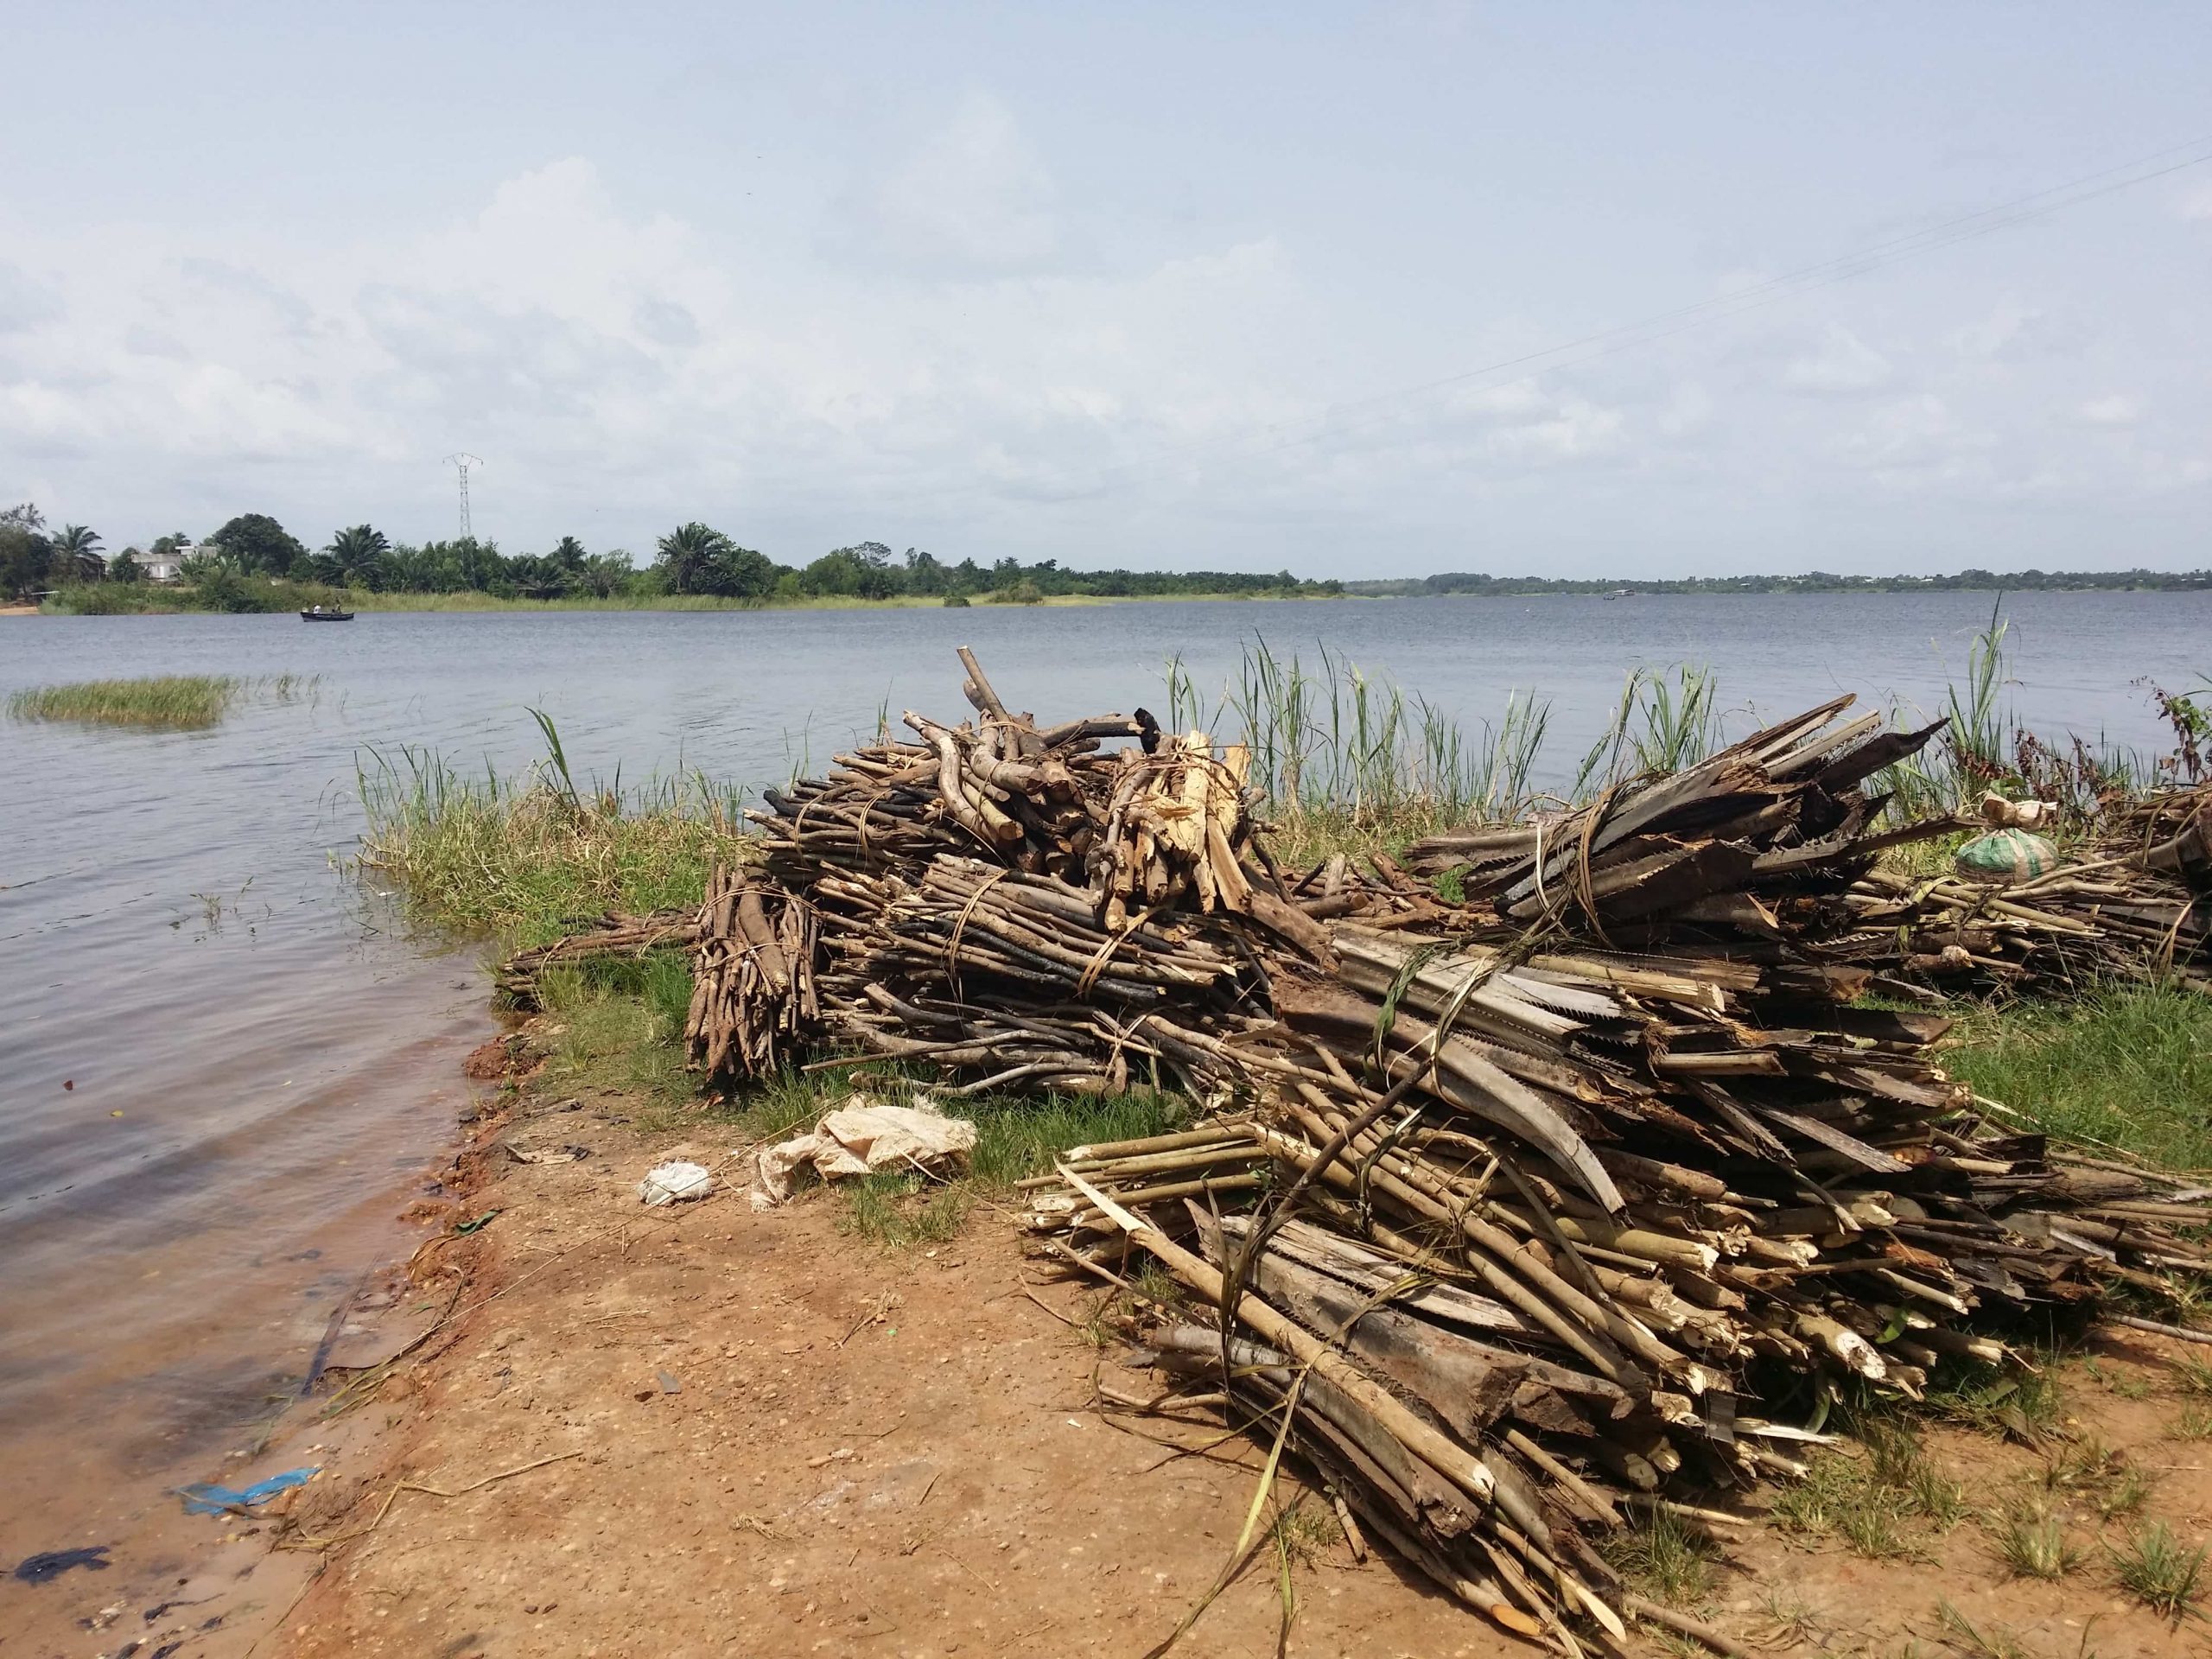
top-left (176, 1466), bottom-right (319, 1516)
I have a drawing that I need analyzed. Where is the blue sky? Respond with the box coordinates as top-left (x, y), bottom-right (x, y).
top-left (3, 2), bottom-right (2209, 575)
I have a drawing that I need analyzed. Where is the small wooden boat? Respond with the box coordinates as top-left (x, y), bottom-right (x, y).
top-left (300, 608), bottom-right (355, 622)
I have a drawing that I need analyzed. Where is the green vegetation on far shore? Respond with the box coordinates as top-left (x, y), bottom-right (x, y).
top-left (31, 575), bottom-right (1351, 617)
top-left (8, 674), bottom-right (245, 729)
top-left (14, 499), bottom-right (2212, 618)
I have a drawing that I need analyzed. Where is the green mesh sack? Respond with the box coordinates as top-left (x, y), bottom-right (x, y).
top-left (1954, 828), bottom-right (2058, 885)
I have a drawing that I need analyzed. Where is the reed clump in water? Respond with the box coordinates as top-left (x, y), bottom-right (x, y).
top-left (355, 710), bottom-right (749, 947)
top-left (7, 674), bottom-right (245, 729)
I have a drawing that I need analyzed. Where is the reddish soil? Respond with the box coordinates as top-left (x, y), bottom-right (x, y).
top-left (61, 1039), bottom-right (2209, 1659)
top-left (278, 1121), bottom-right (1486, 1659)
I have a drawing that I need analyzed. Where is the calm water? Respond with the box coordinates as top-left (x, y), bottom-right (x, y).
top-left (1, 591), bottom-right (2206, 1561)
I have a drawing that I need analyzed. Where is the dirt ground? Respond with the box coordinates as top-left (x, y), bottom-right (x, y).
top-left (67, 1041), bottom-right (2211, 1659)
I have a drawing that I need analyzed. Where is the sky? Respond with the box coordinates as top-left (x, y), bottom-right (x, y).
top-left (3, 2), bottom-right (2209, 579)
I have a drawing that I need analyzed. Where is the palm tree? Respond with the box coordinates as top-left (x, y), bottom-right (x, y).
top-left (327, 524), bottom-right (389, 568)
top-left (326, 524), bottom-right (391, 589)
top-left (654, 522), bottom-right (734, 595)
top-left (54, 524), bottom-right (105, 582)
top-left (550, 535), bottom-right (588, 569)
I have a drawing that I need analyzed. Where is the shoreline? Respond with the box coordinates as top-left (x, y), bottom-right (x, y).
top-left (27, 585), bottom-right (2212, 617)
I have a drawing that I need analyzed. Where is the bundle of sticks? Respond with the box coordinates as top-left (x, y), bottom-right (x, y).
top-left (774, 854), bottom-right (1269, 1098)
top-left (684, 863), bottom-right (819, 1080)
top-left (1396, 693), bottom-right (1956, 945)
top-left (1829, 783), bottom-right (2211, 995)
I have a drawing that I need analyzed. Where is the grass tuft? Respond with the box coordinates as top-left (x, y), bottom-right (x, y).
top-left (1935, 1599), bottom-right (2037, 1659)
top-left (1604, 1506), bottom-right (1717, 1605)
top-left (8, 674), bottom-right (244, 729)
top-left (1772, 1420), bottom-right (1961, 1560)
top-left (841, 1172), bottom-right (971, 1249)
top-left (1924, 1363), bottom-right (2066, 1439)
top-left (2108, 1520), bottom-right (2208, 1618)
top-left (1989, 1497), bottom-right (2077, 1580)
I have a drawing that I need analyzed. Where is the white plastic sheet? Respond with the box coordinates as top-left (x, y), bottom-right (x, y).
top-left (747, 1096), bottom-right (976, 1211)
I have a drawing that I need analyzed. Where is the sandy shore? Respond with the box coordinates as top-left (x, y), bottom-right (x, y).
top-left (198, 1021), bottom-right (2202, 1659)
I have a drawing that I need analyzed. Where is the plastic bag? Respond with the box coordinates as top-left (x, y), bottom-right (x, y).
top-left (639, 1160), bottom-right (714, 1205)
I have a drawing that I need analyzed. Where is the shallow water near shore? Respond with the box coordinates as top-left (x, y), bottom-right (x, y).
top-left (1, 589), bottom-right (2205, 1590)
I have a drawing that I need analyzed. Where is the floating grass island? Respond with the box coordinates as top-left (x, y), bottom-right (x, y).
top-left (7, 674), bottom-right (245, 729)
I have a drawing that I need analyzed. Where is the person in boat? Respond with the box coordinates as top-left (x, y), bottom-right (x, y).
top-left (311, 604), bottom-right (322, 613)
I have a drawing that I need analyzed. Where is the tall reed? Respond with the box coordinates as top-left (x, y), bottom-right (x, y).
top-left (1872, 603), bottom-right (2177, 830)
top-left (1170, 623), bottom-right (2198, 868)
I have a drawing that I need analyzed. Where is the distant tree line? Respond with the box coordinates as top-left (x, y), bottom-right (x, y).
top-left (9, 500), bottom-right (2205, 607)
top-left (1344, 568), bottom-right (2212, 596)
top-left (2, 505), bottom-right (1348, 607)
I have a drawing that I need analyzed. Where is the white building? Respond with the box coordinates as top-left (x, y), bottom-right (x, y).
top-left (138, 546), bottom-right (192, 582)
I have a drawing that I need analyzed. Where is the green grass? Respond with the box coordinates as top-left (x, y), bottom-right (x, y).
top-left (1943, 986), bottom-right (2212, 1173)
top-left (355, 720), bottom-right (748, 948)
top-left (531, 957), bottom-right (700, 1119)
top-left (7, 673), bottom-right (245, 729)
top-left (1771, 1420), bottom-right (1962, 1559)
top-left (1988, 1497), bottom-right (2078, 1580)
top-left (1604, 1507), bottom-right (1718, 1605)
top-left (1923, 1363), bottom-right (2066, 1438)
top-left (2108, 1521), bottom-right (2208, 1618)
top-left (960, 1089), bottom-right (1192, 1186)
top-left (842, 1173), bottom-right (974, 1248)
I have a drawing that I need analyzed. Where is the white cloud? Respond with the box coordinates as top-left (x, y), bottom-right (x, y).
top-left (0, 143), bottom-right (2206, 572)
top-left (0, 263), bottom-right (64, 334)
top-left (1944, 301), bottom-right (2083, 364)
top-left (854, 92), bottom-right (1059, 272)
top-left (1781, 325), bottom-right (1894, 395)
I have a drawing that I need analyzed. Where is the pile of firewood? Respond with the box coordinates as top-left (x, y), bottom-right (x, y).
top-left (1827, 782), bottom-right (2211, 996)
top-left (499, 651), bottom-right (2212, 1655)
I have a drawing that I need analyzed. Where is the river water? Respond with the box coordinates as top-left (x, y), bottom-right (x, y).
top-left (1, 590), bottom-right (2205, 1575)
